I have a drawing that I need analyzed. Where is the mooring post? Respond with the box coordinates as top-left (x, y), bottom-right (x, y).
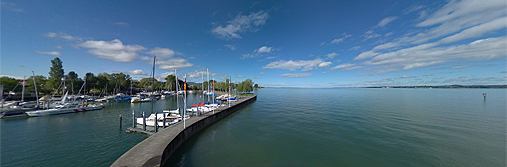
top-left (155, 110), bottom-right (158, 133)
top-left (483, 93), bottom-right (487, 101)
top-left (163, 112), bottom-right (166, 128)
top-left (142, 111), bottom-right (146, 131)
top-left (132, 110), bottom-right (135, 128)
top-left (119, 114), bottom-right (122, 128)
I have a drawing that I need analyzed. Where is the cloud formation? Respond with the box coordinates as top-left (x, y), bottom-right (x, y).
top-left (280, 73), bottom-right (312, 78)
top-left (330, 63), bottom-right (359, 70)
top-left (224, 45), bottom-right (236, 50)
top-left (45, 32), bottom-right (82, 41)
top-left (155, 58), bottom-right (193, 70)
top-left (377, 16), bottom-right (398, 27)
top-left (255, 46), bottom-right (273, 53)
top-left (145, 47), bottom-right (181, 59)
top-left (35, 51), bottom-right (61, 56)
top-left (354, 0), bottom-right (507, 75)
top-left (262, 58), bottom-right (332, 72)
top-left (77, 39), bottom-right (146, 63)
top-left (212, 10), bottom-right (269, 40)
top-left (128, 69), bottom-right (149, 76)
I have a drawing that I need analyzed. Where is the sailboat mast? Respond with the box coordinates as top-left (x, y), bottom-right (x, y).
top-left (184, 74), bottom-right (187, 128)
top-left (175, 69), bottom-right (179, 113)
top-left (32, 71), bottom-right (39, 108)
top-left (207, 68), bottom-right (209, 103)
top-left (21, 76), bottom-right (25, 102)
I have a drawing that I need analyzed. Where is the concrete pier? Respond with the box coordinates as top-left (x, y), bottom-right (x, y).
top-left (111, 95), bottom-right (257, 167)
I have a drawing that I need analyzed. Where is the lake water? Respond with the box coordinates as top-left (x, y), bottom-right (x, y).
top-left (1, 88), bottom-right (506, 166)
top-left (166, 88), bottom-right (506, 167)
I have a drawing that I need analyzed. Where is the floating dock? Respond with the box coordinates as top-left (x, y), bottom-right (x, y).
top-left (111, 95), bottom-right (257, 167)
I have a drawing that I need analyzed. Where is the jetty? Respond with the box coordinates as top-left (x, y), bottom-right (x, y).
top-left (111, 94), bottom-right (257, 167)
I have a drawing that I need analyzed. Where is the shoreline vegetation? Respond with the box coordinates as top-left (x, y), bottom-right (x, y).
top-left (0, 58), bottom-right (256, 97)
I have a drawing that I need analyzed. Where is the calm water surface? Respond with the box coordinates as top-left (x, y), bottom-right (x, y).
top-left (1, 88), bottom-right (506, 167)
top-left (166, 88), bottom-right (506, 167)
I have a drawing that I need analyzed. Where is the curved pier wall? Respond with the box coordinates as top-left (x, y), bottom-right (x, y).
top-left (111, 95), bottom-right (257, 167)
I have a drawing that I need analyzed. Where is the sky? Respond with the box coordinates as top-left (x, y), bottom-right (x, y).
top-left (2, 0), bottom-right (506, 87)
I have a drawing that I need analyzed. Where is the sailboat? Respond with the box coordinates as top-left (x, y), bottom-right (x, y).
top-left (136, 59), bottom-right (181, 127)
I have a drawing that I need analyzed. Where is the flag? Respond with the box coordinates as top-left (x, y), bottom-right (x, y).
top-left (184, 77), bottom-right (187, 92)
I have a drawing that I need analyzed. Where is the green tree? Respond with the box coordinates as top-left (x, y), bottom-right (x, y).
top-left (110, 73), bottom-right (131, 93)
top-left (48, 57), bottom-right (64, 93)
top-left (96, 73), bottom-right (111, 94)
top-left (164, 75), bottom-right (183, 91)
top-left (254, 84), bottom-right (259, 89)
top-left (237, 79), bottom-right (253, 93)
top-left (27, 75), bottom-right (50, 95)
top-left (85, 72), bottom-right (98, 94)
top-left (65, 71), bottom-right (82, 95)
top-left (0, 77), bottom-right (21, 94)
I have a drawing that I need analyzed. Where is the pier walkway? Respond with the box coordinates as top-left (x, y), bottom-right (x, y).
top-left (111, 95), bottom-right (257, 167)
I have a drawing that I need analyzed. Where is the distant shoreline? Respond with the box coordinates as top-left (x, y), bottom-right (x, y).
top-left (260, 85), bottom-right (507, 89)
top-left (363, 85), bottom-right (507, 89)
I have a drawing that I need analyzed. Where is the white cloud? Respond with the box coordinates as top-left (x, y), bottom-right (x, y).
top-left (45, 32), bottom-right (82, 41)
top-left (326, 52), bottom-right (339, 59)
top-left (242, 45), bottom-right (275, 59)
top-left (224, 44), bottom-right (236, 50)
top-left (212, 10), bottom-right (269, 40)
top-left (377, 16), bottom-right (398, 27)
top-left (354, 51), bottom-right (379, 60)
top-left (35, 51), bottom-right (61, 56)
top-left (394, 75), bottom-right (416, 79)
top-left (262, 58), bottom-right (332, 71)
top-left (77, 39), bottom-right (146, 63)
top-left (145, 47), bottom-right (181, 58)
top-left (349, 46), bottom-right (361, 50)
top-left (362, 36), bottom-right (506, 73)
top-left (55, 46), bottom-right (63, 49)
top-left (236, 75), bottom-right (244, 78)
top-left (255, 46), bottom-right (273, 53)
top-left (280, 73), bottom-right (312, 78)
top-left (156, 58), bottom-right (193, 70)
top-left (251, 77), bottom-right (261, 79)
top-left (330, 34), bottom-right (352, 44)
top-left (1, 2), bottom-right (23, 12)
top-left (318, 62), bottom-right (332, 68)
top-left (240, 53), bottom-right (255, 59)
top-left (439, 16), bottom-right (507, 44)
top-left (260, 72), bottom-right (265, 75)
top-left (330, 63), bottom-right (355, 70)
top-left (128, 69), bottom-right (149, 76)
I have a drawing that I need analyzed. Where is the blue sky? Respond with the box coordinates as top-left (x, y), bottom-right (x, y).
top-left (2, 0), bottom-right (506, 87)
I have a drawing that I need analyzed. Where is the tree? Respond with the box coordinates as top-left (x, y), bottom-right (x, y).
top-left (238, 79), bottom-right (254, 93)
top-left (164, 75), bottom-right (183, 91)
top-left (48, 57), bottom-right (64, 93)
top-left (0, 77), bottom-right (21, 94)
top-left (254, 84), bottom-right (259, 89)
top-left (27, 75), bottom-right (51, 95)
top-left (65, 71), bottom-right (82, 95)
top-left (110, 73), bottom-right (131, 93)
top-left (85, 72), bottom-right (98, 94)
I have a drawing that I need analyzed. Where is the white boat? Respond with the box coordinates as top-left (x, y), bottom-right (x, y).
top-left (136, 113), bottom-right (181, 127)
top-left (25, 103), bottom-right (104, 117)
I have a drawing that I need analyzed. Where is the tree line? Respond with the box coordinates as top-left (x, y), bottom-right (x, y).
top-left (1, 57), bottom-right (255, 96)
